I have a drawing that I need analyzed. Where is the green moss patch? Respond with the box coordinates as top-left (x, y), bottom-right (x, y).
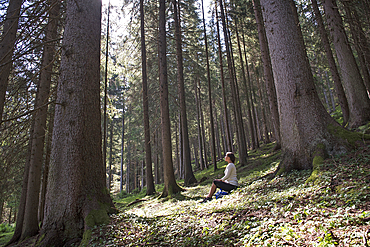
top-left (85, 209), bottom-right (110, 228)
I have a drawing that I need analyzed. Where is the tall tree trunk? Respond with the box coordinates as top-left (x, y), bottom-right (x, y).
top-left (39, 105), bottom-right (54, 225)
top-left (173, 0), bottom-right (197, 185)
top-left (260, 0), bottom-right (352, 173)
top-left (0, 200), bottom-right (3, 223)
top-left (219, 0), bottom-right (247, 165)
top-left (322, 0), bottom-right (370, 128)
top-left (194, 77), bottom-right (205, 170)
top-left (21, 0), bottom-right (60, 240)
top-left (103, 1), bottom-right (110, 185)
top-left (175, 118), bottom-right (181, 177)
top-left (235, 19), bottom-right (257, 150)
top-left (342, 0), bottom-right (370, 93)
top-left (154, 127), bottom-right (160, 184)
top-left (7, 119), bottom-right (34, 245)
top-left (158, 0), bottom-right (182, 197)
top-left (250, 72), bottom-right (261, 145)
top-left (325, 71), bottom-right (336, 113)
top-left (108, 119), bottom-right (114, 191)
top-left (256, 70), bottom-right (270, 144)
top-left (140, 0), bottom-right (155, 195)
top-left (0, 0), bottom-right (23, 122)
top-left (214, 104), bottom-right (223, 159)
top-left (126, 137), bottom-right (131, 193)
top-left (311, 0), bottom-right (349, 125)
top-left (120, 106), bottom-right (125, 193)
top-left (178, 114), bottom-right (184, 178)
top-left (201, 0), bottom-right (217, 171)
top-left (199, 80), bottom-right (208, 168)
top-left (351, 3), bottom-right (370, 75)
top-left (215, 1), bottom-right (232, 152)
top-left (252, 0), bottom-right (281, 149)
top-left (39, 0), bottom-right (115, 244)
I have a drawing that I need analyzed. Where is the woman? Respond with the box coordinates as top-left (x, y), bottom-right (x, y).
top-left (201, 152), bottom-right (238, 203)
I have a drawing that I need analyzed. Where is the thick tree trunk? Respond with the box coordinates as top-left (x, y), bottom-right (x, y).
top-left (140, 0), bottom-right (155, 195)
top-left (311, 0), bottom-right (349, 125)
top-left (158, 0), bottom-right (182, 197)
top-left (322, 0), bottom-right (370, 128)
top-left (260, 0), bottom-right (351, 172)
top-left (252, 0), bottom-right (281, 149)
top-left (38, 0), bottom-right (115, 245)
top-left (173, 0), bottom-right (197, 185)
top-left (0, 0), bottom-right (23, 122)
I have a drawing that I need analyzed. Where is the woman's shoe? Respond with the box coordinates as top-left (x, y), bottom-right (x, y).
top-left (200, 197), bottom-right (212, 203)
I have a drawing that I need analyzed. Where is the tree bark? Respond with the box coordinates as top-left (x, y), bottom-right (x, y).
top-left (140, 0), bottom-right (155, 195)
top-left (7, 122), bottom-right (34, 245)
top-left (108, 119), bottom-right (114, 191)
top-left (311, 0), bottom-right (349, 125)
top-left (103, 2), bottom-right (110, 186)
top-left (252, 0), bottom-right (281, 149)
top-left (21, 0), bottom-right (60, 240)
top-left (322, 0), bottom-right (370, 128)
top-left (194, 77), bottom-right (205, 170)
top-left (0, 0), bottom-right (23, 122)
top-left (219, 0), bottom-right (248, 165)
top-left (201, 0), bottom-right (217, 171)
top-left (38, 0), bottom-right (115, 245)
top-left (260, 0), bottom-right (351, 172)
top-left (342, 0), bottom-right (370, 93)
top-left (215, 0), bottom-right (232, 152)
top-left (235, 19), bottom-right (257, 150)
top-left (39, 105), bottom-right (54, 225)
top-left (120, 105), bottom-right (125, 193)
top-left (158, 0), bottom-right (182, 197)
top-left (173, 0), bottom-right (197, 185)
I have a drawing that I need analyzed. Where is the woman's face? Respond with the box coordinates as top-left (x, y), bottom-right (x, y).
top-left (224, 155), bottom-right (230, 162)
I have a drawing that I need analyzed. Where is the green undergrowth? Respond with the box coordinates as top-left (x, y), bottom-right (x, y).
top-left (0, 224), bottom-right (15, 246)
top-left (90, 142), bottom-right (370, 246)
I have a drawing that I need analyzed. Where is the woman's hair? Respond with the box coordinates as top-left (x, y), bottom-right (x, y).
top-left (226, 152), bottom-right (236, 163)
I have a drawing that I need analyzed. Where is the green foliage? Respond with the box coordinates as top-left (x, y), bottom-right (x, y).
top-left (331, 105), bottom-right (344, 126)
top-left (0, 223), bottom-right (14, 233)
top-left (0, 223), bottom-right (15, 246)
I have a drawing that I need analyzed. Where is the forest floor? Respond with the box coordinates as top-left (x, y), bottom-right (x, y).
top-left (88, 141), bottom-right (370, 246)
top-left (1, 141), bottom-right (370, 246)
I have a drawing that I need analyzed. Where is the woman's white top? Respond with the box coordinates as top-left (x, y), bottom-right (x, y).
top-left (221, 163), bottom-right (238, 186)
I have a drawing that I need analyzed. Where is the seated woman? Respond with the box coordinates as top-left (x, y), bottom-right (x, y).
top-left (201, 152), bottom-right (238, 203)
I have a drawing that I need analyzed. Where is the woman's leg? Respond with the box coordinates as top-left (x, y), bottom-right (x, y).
top-left (207, 182), bottom-right (218, 198)
top-left (213, 180), bottom-right (236, 192)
